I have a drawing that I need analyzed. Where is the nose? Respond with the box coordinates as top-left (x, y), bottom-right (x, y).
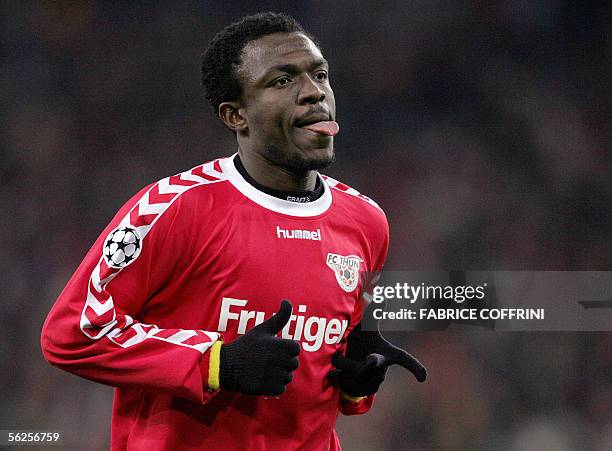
top-left (298, 76), bottom-right (325, 105)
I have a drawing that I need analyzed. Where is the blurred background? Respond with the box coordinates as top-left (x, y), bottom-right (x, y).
top-left (1, 1), bottom-right (610, 449)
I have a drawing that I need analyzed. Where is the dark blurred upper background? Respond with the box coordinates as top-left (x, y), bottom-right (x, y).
top-left (1, 1), bottom-right (610, 450)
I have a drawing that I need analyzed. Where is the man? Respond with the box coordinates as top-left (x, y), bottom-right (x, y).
top-left (41, 12), bottom-right (425, 450)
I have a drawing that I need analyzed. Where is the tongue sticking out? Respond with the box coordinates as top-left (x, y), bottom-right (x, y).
top-left (302, 121), bottom-right (339, 136)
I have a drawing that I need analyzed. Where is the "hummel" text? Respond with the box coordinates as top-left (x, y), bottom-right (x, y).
top-left (276, 225), bottom-right (321, 241)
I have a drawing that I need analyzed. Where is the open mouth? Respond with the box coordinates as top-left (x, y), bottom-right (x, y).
top-left (295, 117), bottom-right (339, 136)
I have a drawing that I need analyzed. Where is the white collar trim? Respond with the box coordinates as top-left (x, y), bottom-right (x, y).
top-left (219, 153), bottom-right (333, 217)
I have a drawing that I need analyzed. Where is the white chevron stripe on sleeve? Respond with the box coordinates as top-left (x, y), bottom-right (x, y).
top-left (201, 161), bottom-right (224, 179)
top-left (157, 177), bottom-right (192, 195)
top-left (79, 159), bottom-right (228, 352)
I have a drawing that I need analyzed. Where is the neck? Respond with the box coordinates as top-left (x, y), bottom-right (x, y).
top-left (237, 148), bottom-right (318, 192)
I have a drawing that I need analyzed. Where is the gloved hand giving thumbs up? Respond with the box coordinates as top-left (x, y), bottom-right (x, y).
top-left (219, 300), bottom-right (300, 396)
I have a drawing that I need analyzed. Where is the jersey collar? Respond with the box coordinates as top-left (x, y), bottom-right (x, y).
top-left (219, 153), bottom-right (333, 217)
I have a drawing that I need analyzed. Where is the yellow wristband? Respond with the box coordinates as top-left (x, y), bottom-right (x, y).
top-left (340, 391), bottom-right (366, 403)
top-left (207, 341), bottom-right (222, 390)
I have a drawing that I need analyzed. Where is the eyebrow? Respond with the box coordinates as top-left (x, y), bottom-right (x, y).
top-left (263, 58), bottom-right (328, 78)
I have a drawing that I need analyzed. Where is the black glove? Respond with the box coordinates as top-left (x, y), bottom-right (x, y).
top-left (329, 323), bottom-right (427, 397)
top-left (219, 300), bottom-right (300, 396)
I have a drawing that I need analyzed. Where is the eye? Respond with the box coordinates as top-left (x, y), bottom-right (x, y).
top-left (314, 71), bottom-right (328, 81)
top-left (273, 76), bottom-right (291, 87)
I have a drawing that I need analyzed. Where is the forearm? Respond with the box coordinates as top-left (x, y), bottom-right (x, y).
top-left (41, 288), bottom-right (222, 403)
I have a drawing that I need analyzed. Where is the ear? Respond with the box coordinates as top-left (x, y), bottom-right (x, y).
top-left (218, 101), bottom-right (248, 133)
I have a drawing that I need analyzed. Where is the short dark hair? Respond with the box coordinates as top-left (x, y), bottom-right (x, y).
top-left (201, 12), bottom-right (318, 116)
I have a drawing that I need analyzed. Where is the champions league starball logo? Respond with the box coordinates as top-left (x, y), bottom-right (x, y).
top-left (326, 253), bottom-right (362, 292)
top-left (103, 226), bottom-right (142, 268)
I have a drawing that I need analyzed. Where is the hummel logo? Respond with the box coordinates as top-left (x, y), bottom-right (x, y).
top-left (276, 225), bottom-right (322, 241)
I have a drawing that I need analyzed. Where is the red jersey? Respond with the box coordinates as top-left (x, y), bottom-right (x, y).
top-left (41, 154), bottom-right (389, 450)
